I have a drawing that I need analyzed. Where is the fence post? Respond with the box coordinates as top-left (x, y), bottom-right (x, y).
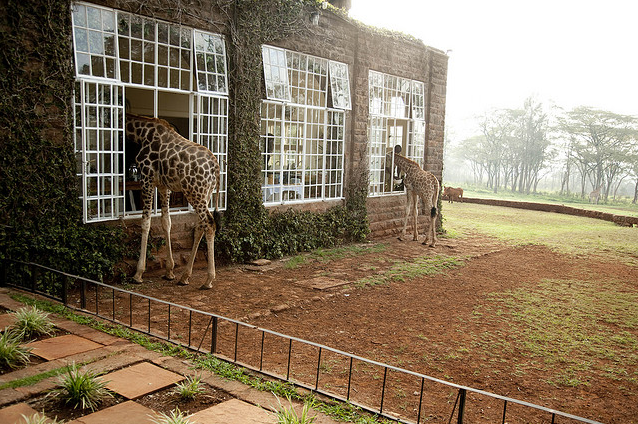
top-left (457, 389), bottom-right (467, 424)
top-left (31, 265), bottom-right (39, 293)
top-left (62, 275), bottom-right (68, 305)
top-left (210, 316), bottom-right (218, 354)
top-left (0, 260), bottom-right (6, 287)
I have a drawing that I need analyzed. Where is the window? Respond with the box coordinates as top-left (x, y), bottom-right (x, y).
top-left (71, 2), bottom-right (228, 222)
top-left (72, 4), bottom-right (117, 79)
top-left (260, 46), bottom-right (349, 205)
top-left (368, 70), bottom-right (426, 196)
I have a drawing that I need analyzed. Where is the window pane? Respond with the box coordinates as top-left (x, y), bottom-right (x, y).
top-left (194, 31), bottom-right (228, 94)
top-left (72, 5), bottom-right (116, 79)
top-left (262, 46), bottom-right (290, 101)
top-left (329, 61), bottom-right (351, 110)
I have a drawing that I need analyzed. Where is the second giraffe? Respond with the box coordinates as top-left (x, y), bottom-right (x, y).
top-left (386, 145), bottom-right (440, 246)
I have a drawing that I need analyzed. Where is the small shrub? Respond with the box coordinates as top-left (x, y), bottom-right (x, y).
top-left (51, 363), bottom-right (112, 411)
top-left (172, 375), bottom-right (204, 400)
top-left (21, 412), bottom-right (59, 424)
top-left (274, 395), bottom-right (316, 424)
top-left (150, 408), bottom-right (194, 424)
top-left (11, 306), bottom-right (55, 340)
top-left (0, 330), bottom-right (31, 369)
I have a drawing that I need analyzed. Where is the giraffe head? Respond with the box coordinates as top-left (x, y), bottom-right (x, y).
top-left (385, 144), bottom-right (405, 180)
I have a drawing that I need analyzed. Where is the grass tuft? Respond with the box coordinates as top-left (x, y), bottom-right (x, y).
top-left (172, 375), bottom-right (204, 400)
top-left (150, 408), bottom-right (194, 424)
top-left (0, 330), bottom-right (32, 370)
top-left (50, 363), bottom-right (113, 411)
top-left (11, 306), bottom-right (55, 340)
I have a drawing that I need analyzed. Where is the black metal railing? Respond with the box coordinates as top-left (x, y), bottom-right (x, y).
top-left (0, 259), bottom-right (604, 424)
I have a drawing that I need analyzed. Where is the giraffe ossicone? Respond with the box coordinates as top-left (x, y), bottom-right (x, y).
top-left (386, 144), bottom-right (440, 246)
top-left (125, 113), bottom-right (221, 290)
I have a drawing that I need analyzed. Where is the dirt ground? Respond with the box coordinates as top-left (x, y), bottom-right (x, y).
top-left (129, 232), bottom-right (638, 424)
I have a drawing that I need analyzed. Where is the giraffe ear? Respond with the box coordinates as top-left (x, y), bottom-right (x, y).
top-left (394, 145), bottom-right (402, 154)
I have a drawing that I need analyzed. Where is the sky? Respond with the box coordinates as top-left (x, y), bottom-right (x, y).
top-left (349, 0), bottom-right (638, 140)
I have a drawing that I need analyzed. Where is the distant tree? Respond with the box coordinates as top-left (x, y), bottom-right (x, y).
top-left (511, 98), bottom-right (554, 194)
top-left (558, 107), bottom-right (638, 201)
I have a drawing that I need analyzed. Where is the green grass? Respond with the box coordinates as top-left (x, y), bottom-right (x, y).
top-left (443, 202), bottom-right (638, 264)
top-left (285, 243), bottom-right (387, 269)
top-left (355, 255), bottom-right (464, 287)
top-left (0, 364), bottom-right (77, 390)
top-left (456, 185), bottom-right (638, 217)
top-left (476, 278), bottom-right (638, 387)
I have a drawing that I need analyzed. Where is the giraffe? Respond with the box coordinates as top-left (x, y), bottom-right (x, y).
top-left (125, 113), bottom-right (221, 290)
top-left (386, 145), bottom-right (440, 246)
top-left (589, 184), bottom-right (603, 204)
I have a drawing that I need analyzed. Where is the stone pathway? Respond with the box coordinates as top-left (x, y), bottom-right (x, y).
top-left (0, 288), bottom-right (341, 424)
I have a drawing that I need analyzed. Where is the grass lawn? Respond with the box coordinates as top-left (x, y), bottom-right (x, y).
top-left (442, 202), bottom-right (638, 265)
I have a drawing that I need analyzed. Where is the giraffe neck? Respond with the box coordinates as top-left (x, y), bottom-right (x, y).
top-left (125, 114), bottom-right (171, 147)
top-left (394, 154), bottom-right (420, 174)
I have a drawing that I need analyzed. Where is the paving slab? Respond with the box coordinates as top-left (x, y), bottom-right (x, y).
top-left (67, 400), bottom-right (156, 424)
top-left (26, 334), bottom-right (103, 360)
top-left (294, 276), bottom-right (349, 290)
top-left (189, 398), bottom-right (276, 424)
top-left (0, 402), bottom-right (54, 424)
top-left (104, 362), bottom-right (183, 399)
top-left (0, 313), bottom-right (16, 331)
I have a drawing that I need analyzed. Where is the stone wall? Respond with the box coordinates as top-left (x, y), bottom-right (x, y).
top-left (73, 1), bottom-right (449, 244)
top-left (461, 197), bottom-right (638, 227)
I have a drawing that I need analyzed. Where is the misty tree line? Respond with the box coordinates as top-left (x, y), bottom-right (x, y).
top-left (448, 98), bottom-right (638, 203)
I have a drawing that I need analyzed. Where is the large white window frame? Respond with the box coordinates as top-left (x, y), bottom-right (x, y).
top-left (71, 2), bottom-right (228, 222)
top-left (260, 46), bottom-right (349, 205)
top-left (368, 70), bottom-right (426, 196)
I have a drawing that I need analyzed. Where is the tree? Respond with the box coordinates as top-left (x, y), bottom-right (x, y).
top-left (558, 107), bottom-right (638, 202)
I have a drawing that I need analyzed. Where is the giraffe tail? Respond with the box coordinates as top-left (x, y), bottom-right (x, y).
top-left (430, 206), bottom-right (437, 218)
top-left (213, 210), bottom-right (222, 231)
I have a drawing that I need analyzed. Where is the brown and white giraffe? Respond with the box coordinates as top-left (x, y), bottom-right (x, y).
top-left (386, 145), bottom-right (440, 246)
top-left (589, 183), bottom-right (603, 204)
top-left (125, 113), bottom-right (221, 290)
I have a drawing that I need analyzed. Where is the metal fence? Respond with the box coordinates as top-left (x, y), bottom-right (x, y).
top-left (0, 259), bottom-right (604, 424)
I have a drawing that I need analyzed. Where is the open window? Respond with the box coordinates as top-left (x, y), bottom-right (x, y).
top-left (259, 46), bottom-right (349, 205)
top-left (71, 2), bottom-right (228, 222)
top-left (368, 70), bottom-right (426, 196)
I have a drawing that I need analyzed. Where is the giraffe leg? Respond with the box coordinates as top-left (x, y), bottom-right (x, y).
top-left (178, 225), bottom-right (204, 286)
top-left (133, 187), bottom-right (154, 283)
top-left (398, 191), bottom-right (412, 241)
top-left (199, 220), bottom-right (216, 290)
top-left (133, 215), bottom-right (150, 283)
top-left (159, 189), bottom-right (175, 281)
top-left (412, 193), bottom-right (419, 241)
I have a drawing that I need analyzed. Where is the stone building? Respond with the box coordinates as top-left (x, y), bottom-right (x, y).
top-left (5, 0), bottom-right (448, 252)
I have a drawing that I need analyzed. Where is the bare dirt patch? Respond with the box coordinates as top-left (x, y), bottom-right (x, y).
top-left (123, 233), bottom-right (638, 423)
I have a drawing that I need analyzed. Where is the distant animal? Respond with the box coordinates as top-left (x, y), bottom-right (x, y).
top-left (589, 184), bottom-right (603, 204)
top-left (125, 113), bottom-right (221, 290)
top-left (443, 186), bottom-right (464, 203)
top-left (385, 145), bottom-right (440, 246)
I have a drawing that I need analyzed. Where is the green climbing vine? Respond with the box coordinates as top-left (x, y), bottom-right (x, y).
top-left (0, 0), bottom-right (127, 281)
top-left (215, 0), bottom-right (369, 263)
top-left (0, 0), bottom-right (370, 280)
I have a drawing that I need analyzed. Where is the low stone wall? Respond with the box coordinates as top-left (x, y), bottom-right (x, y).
top-left (461, 197), bottom-right (638, 227)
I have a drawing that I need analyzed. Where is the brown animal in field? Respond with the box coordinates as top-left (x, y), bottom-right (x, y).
top-left (443, 186), bottom-right (464, 203)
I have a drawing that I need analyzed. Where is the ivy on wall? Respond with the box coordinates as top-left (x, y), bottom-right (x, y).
top-left (216, 0), bottom-right (369, 263)
top-left (0, 0), bottom-right (127, 281)
top-left (0, 0), bottom-right (369, 279)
